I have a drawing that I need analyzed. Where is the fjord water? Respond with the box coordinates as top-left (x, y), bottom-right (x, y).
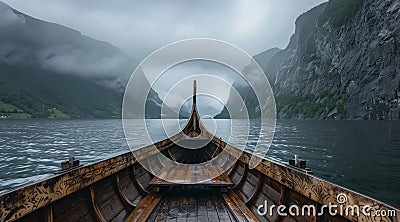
top-left (0, 119), bottom-right (399, 208)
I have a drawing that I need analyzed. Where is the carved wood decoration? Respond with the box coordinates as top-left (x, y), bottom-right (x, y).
top-left (0, 125), bottom-right (399, 221)
top-left (220, 142), bottom-right (400, 222)
top-left (0, 137), bottom-right (175, 221)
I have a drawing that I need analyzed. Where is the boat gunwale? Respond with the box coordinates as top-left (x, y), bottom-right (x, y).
top-left (1, 133), bottom-right (399, 221)
top-left (1, 80), bottom-right (399, 221)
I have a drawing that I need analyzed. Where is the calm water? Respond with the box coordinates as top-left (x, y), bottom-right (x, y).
top-left (0, 119), bottom-right (399, 208)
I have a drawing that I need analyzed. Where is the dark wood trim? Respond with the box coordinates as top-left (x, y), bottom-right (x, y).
top-left (146, 158), bottom-right (154, 174)
top-left (167, 149), bottom-right (178, 162)
top-left (274, 187), bottom-right (287, 222)
top-left (232, 163), bottom-right (247, 190)
top-left (3, 80), bottom-right (399, 222)
top-left (132, 165), bottom-right (149, 195)
top-left (245, 171), bottom-right (263, 205)
top-left (46, 206), bottom-right (53, 222)
top-left (313, 203), bottom-right (319, 222)
top-left (89, 186), bottom-right (106, 222)
top-left (223, 190), bottom-right (259, 222)
top-left (211, 146), bottom-right (219, 158)
top-left (125, 193), bottom-right (162, 222)
top-left (279, 187), bottom-right (286, 205)
top-left (115, 174), bottom-right (136, 209)
top-left (220, 151), bottom-right (229, 167)
top-left (227, 162), bottom-right (237, 177)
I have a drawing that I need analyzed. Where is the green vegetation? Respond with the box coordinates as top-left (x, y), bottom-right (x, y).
top-left (0, 101), bottom-right (31, 119)
top-left (0, 63), bottom-right (123, 119)
top-left (318, 0), bottom-right (363, 27)
top-left (48, 108), bottom-right (70, 119)
top-left (276, 92), bottom-right (348, 119)
top-left (8, 113), bottom-right (31, 119)
top-left (0, 101), bottom-right (70, 119)
top-left (0, 101), bottom-right (19, 112)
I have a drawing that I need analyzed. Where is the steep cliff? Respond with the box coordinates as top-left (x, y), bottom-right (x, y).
top-left (257, 0), bottom-right (400, 120)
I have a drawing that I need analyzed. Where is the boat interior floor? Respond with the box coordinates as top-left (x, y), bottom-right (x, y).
top-left (127, 187), bottom-right (258, 222)
top-left (126, 164), bottom-right (257, 222)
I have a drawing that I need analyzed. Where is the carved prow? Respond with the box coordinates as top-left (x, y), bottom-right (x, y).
top-left (183, 80), bottom-right (201, 137)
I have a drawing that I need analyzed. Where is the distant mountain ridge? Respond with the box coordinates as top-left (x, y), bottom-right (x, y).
top-left (220, 0), bottom-right (400, 120)
top-left (0, 1), bottom-right (165, 118)
top-left (261, 0), bottom-right (400, 120)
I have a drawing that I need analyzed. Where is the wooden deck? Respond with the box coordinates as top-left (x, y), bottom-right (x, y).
top-left (150, 165), bottom-right (233, 187)
top-left (127, 188), bottom-right (258, 222)
top-left (126, 165), bottom-right (257, 222)
top-left (3, 80), bottom-right (399, 222)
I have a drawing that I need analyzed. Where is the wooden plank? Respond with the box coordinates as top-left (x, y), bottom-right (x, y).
top-left (198, 198), bottom-right (209, 222)
top-left (174, 165), bottom-right (186, 184)
top-left (212, 196), bottom-right (231, 221)
top-left (116, 174), bottom-right (136, 208)
top-left (274, 187), bottom-right (287, 222)
top-left (185, 165), bottom-right (194, 184)
top-left (230, 192), bottom-right (258, 222)
top-left (46, 206), bottom-right (53, 222)
top-left (52, 189), bottom-right (94, 222)
top-left (186, 197), bottom-right (198, 222)
top-left (125, 193), bottom-right (161, 222)
top-left (222, 193), bottom-right (247, 222)
top-left (206, 198), bottom-right (219, 221)
top-left (132, 165), bottom-right (149, 195)
top-left (233, 164), bottom-right (247, 190)
top-left (177, 197), bottom-right (189, 222)
top-left (219, 146), bottom-right (400, 222)
top-left (246, 172), bottom-right (263, 205)
top-left (0, 134), bottom-right (180, 222)
top-left (199, 165), bottom-right (210, 183)
top-left (4, 115), bottom-right (399, 222)
top-left (98, 193), bottom-right (125, 221)
top-left (150, 165), bottom-right (233, 187)
top-left (89, 186), bottom-right (106, 222)
top-left (112, 210), bottom-right (128, 222)
top-left (167, 196), bottom-right (180, 222)
top-left (223, 191), bottom-right (259, 222)
top-left (154, 200), bottom-right (169, 222)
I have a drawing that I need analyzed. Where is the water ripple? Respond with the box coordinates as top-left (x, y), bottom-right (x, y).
top-left (0, 119), bottom-right (398, 208)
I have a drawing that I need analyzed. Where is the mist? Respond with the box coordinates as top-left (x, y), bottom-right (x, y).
top-left (0, 1), bottom-right (136, 91)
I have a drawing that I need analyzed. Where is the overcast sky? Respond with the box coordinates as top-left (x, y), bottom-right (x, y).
top-left (2, 0), bottom-right (327, 60)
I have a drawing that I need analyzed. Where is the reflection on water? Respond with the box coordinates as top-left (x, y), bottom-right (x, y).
top-left (0, 119), bottom-right (399, 208)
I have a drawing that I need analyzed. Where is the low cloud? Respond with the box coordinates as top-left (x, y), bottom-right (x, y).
top-left (0, 2), bottom-right (136, 91)
top-left (1, 0), bottom-right (328, 59)
top-left (0, 2), bottom-right (25, 28)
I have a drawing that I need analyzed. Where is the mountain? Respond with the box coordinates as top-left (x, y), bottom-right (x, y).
top-left (239, 0), bottom-right (400, 120)
top-left (215, 48), bottom-right (281, 119)
top-left (253, 48), bottom-right (281, 72)
top-left (215, 81), bottom-right (259, 119)
top-left (0, 1), bottom-right (165, 118)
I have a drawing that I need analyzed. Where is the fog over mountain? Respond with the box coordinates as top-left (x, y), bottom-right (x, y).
top-left (0, 1), bottom-right (135, 91)
top-left (1, 0), bottom-right (327, 59)
top-left (0, 1), bottom-right (165, 118)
